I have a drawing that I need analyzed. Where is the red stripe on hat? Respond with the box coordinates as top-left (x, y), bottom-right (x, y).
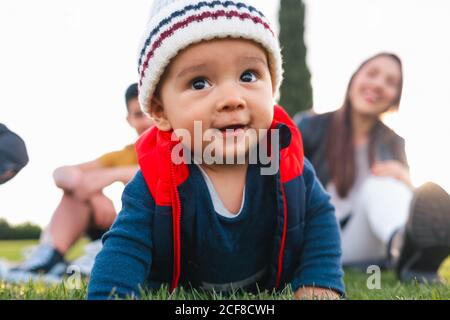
top-left (139, 10), bottom-right (274, 86)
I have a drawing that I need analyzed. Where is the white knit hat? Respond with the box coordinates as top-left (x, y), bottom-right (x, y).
top-left (137, 0), bottom-right (283, 113)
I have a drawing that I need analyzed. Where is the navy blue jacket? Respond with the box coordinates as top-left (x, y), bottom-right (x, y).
top-left (88, 106), bottom-right (345, 299)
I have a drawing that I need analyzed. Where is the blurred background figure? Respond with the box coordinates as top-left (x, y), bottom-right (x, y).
top-left (296, 53), bottom-right (450, 282)
top-left (0, 124), bottom-right (28, 185)
top-left (4, 83), bottom-right (154, 283)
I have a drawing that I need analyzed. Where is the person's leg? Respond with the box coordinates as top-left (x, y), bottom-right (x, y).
top-left (66, 193), bottom-right (116, 278)
top-left (393, 182), bottom-right (450, 282)
top-left (8, 192), bottom-right (115, 278)
top-left (7, 193), bottom-right (92, 277)
top-left (340, 176), bottom-right (412, 267)
top-left (89, 193), bottom-right (117, 231)
top-left (42, 192), bottom-right (116, 254)
top-left (42, 191), bottom-right (116, 251)
top-left (358, 176), bottom-right (413, 245)
top-left (41, 192), bottom-right (92, 254)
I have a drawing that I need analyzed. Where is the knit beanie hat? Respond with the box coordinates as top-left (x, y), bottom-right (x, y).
top-left (137, 0), bottom-right (283, 113)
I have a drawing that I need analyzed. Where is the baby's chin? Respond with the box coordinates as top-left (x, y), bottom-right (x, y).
top-left (178, 127), bottom-right (273, 165)
top-left (189, 140), bottom-right (257, 166)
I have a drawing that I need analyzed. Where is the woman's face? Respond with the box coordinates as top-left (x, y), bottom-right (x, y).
top-left (349, 55), bottom-right (402, 118)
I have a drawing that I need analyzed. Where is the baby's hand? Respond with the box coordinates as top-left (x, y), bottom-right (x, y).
top-left (294, 287), bottom-right (340, 300)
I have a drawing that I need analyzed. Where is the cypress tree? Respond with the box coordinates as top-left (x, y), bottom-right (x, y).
top-left (278, 0), bottom-right (313, 116)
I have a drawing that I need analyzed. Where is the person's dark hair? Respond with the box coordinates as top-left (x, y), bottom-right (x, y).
top-left (125, 83), bottom-right (139, 111)
top-left (326, 53), bottom-right (403, 198)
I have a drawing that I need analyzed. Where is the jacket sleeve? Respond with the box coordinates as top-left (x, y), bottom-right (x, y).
top-left (87, 170), bottom-right (154, 300)
top-left (290, 158), bottom-right (345, 296)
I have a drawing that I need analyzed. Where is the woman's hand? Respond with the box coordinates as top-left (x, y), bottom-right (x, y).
top-left (371, 160), bottom-right (413, 189)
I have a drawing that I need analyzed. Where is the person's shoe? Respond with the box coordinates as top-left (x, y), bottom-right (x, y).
top-left (5, 261), bottom-right (68, 284)
top-left (40, 261), bottom-right (71, 284)
top-left (0, 259), bottom-right (10, 280)
top-left (392, 182), bottom-right (450, 282)
top-left (68, 239), bottom-right (103, 277)
top-left (9, 243), bottom-right (65, 274)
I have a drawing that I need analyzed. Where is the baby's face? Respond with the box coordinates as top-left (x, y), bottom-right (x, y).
top-left (154, 38), bottom-right (274, 164)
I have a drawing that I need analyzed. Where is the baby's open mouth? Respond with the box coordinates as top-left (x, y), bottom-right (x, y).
top-left (218, 124), bottom-right (247, 132)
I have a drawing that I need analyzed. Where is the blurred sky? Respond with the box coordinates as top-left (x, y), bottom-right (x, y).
top-left (1, 0), bottom-right (449, 227)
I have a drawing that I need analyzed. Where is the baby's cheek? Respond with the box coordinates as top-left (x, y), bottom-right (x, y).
top-left (261, 108), bottom-right (274, 130)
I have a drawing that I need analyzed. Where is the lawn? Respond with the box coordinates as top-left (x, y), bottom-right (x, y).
top-left (0, 239), bottom-right (89, 262)
top-left (0, 240), bottom-right (449, 300)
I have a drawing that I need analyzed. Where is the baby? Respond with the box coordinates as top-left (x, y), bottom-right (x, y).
top-left (88, 0), bottom-right (344, 300)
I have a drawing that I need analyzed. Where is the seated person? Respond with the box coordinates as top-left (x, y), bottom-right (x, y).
top-left (296, 53), bottom-right (450, 282)
top-left (7, 83), bottom-right (153, 280)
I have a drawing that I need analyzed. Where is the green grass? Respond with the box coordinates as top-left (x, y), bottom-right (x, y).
top-left (344, 269), bottom-right (450, 300)
top-left (0, 240), bottom-right (38, 261)
top-left (0, 240), bottom-right (449, 300)
top-left (0, 271), bottom-right (449, 300)
top-left (0, 238), bottom-right (89, 262)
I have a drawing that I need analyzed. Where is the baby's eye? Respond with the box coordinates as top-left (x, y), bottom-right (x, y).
top-left (191, 78), bottom-right (211, 90)
top-left (240, 70), bottom-right (258, 83)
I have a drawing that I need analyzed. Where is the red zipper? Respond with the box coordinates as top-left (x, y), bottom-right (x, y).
top-left (169, 146), bottom-right (182, 293)
top-left (275, 178), bottom-right (288, 289)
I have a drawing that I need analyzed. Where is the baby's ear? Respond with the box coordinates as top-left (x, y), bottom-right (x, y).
top-left (149, 96), bottom-right (172, 131)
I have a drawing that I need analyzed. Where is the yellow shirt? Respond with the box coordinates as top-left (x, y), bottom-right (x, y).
top-left (97, 144), bottom-right (137, 168)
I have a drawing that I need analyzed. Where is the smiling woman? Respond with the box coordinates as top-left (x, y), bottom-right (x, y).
top-left (327, 53), bottom-right (405, 198)
top-left (296, 52), bottom-right (450, 283)
top-left (303, 0), bottom-right (450, 195)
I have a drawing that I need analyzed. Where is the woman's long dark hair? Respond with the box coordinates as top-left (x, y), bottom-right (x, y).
top-left (327, 53), bottom-right (403, 198)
